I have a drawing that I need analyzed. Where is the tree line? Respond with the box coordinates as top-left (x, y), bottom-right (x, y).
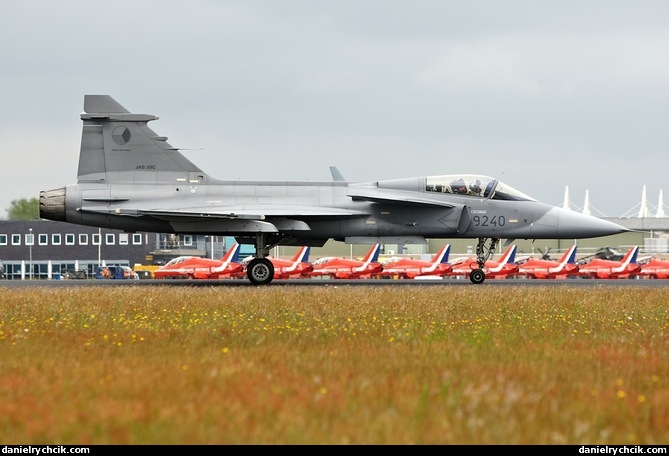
top-left (2, 198), bottom-right (39, 220)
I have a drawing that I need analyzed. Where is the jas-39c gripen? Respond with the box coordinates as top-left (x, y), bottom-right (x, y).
top-left (39, 95), bottom-right (628, 285)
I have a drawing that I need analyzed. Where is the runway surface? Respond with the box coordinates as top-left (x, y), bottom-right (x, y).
top-left (2, 277), bottom-right (668, 289)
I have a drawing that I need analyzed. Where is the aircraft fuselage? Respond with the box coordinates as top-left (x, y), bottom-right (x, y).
top-left (42, 177), bottom-right (617, 247)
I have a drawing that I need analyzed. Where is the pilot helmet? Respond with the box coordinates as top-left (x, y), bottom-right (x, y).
top-left (469, 179), bottom-right (481, 192)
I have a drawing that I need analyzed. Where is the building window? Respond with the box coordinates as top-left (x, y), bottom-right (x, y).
top-left (26, 233), bottom-right (34, 246)
top-left (119, 233), bottom-right (129, 245)
top-left (183, 235), bottom-right (193, 246)
top-left (39, 234), bottom-right (48, 245)
top-left (105, 233), bottom-right (115, 245)
top-left (79, 234), bottom-right (88, 245)
top-left (0, 234), bottom-right (7, 245)
top-left (12, 234), bottom-right (21, 245)
top-left (92, 233), bottom-right (101, 245)
top-left (65, 233), bottom-right (75, 245)
top-left (132, 233), bottom-right (142, 245)
top-left (52, 234), bottom-right (61, 245)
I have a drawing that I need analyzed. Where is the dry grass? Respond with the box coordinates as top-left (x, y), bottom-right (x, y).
top-left (0, 285), bottom-right (667, 445)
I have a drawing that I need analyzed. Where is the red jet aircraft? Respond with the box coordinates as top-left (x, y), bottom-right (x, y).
top-left (637, 256), bottom-right (669, 279)
top-left (308, 244), bottom-right (382, 279)
top-left (153, 243), bottom-right (243, 279)
top-left (516, 244), bottom-right (579, 279)
top-left (448, 244), bottom-right (518, 279)
top-left (576, 246), bottom-right (640, 279)
top-left (269, 246), bottom-right (313, 279)
top-left (379, 244), bottom-right (451, 279)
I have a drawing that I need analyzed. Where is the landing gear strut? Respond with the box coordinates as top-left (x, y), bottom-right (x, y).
top-left (469, 237), bottom-right (499, 284)
top-left (247, 234), bottom-right (274, 285)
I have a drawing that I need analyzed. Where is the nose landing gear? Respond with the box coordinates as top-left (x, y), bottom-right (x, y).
top-left (469, 237), bottom-right (499, 284)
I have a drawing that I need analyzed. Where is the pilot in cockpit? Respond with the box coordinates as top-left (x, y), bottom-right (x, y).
top-left (449, 178), bottom-right (467, 194)
top-left (468, 179), bottom-right (482, 196)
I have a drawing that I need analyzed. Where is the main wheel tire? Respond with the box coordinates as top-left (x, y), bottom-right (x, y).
top-left (247, 258), bottom-right (274, 285)
top-left (469, 269), bottom-right (486, 284)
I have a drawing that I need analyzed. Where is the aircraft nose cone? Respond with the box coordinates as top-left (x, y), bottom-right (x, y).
top-left (554, 208), bottom-right (629, 238)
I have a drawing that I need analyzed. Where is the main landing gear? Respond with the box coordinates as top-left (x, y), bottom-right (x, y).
top-left (246, 234), bottom-right (275, 285)
top-left (469, 237), bottom-right (499, 284)
top-left (247, 258), bottom-right (274, 285)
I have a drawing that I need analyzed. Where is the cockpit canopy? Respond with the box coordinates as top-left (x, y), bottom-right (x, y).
top-left (162, 256), bottom-right (197, 267)
top-left (425, 174), bottom-right (536, 202)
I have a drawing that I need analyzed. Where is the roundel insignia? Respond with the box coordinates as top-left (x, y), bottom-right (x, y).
top-left (112, 126), bottom-right (131, 145)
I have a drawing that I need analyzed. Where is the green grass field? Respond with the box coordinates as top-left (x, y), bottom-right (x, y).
top-left (0, 285), bottom-right (667, 444)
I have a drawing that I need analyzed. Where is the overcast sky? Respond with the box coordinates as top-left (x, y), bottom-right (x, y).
top-left (2, 0), bottom-right (668, 219)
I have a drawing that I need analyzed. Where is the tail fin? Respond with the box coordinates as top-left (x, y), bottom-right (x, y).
top-left (550, 245), bottom-right (578, 273)
top-left (613, 246), bottom-right (639, 272)
top-left (285, 246), bottom-right (311, 272)
top-left (221, 243), bottom-right (241, 266)
top-left (211, 243), bottom-right (241, 274)
top-left (289, 246), bottom-right (311, 263)
top-left (329, 166), bottom-right (346, 182)
top-left (558, 245), bottom-right (578, 265)
top-left (78, 95), bottom-right (204, 183)
top-left (300, 246), bottom-right (310, 263)
top-left (500, 245), bottom-right (517, 264)
top-left (490, 245), bottom-right (517, 272)
top-left (624, 246), bottom-right (639, 264)
top-left (424, 244), bottom-right (450, 273)
top-left (354, 244), bottom-right (381, 272)
top-left (363, 243), bottom-right (381, 263)
top-left (434, 244), bottom-right (451, 265)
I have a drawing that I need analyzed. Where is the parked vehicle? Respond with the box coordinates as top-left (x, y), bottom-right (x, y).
top-left (63, 269), bottom-right (87, 280)
top-left (132, 264), bottom-right (160, 279)
top-left (95, 265), bottom-right (137, 280)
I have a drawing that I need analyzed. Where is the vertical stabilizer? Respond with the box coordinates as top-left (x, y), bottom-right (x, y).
top-left (563, 245), bottom-right (578, 264)
top-left (84, 95), bottom-right (130, 114)
top-left (557, 245), bottom-right (578, 267)
top-left (613, 246), bottom-right (639, 273)
top-left (435, 244), bottom-right (451, 264)
top-left (490, 245), bottom-right (517, 273)
top-left (289, 246), bottom-right (310, 263)
top-left (212, 243), bottom-right (241, 274)
top-left (224, 243), bottom-right (241, 265)
top-left (365, 243), bottom-right (381, 263)
top-left (354, 244), bottom-right (381, 272)
top-left (330, 166), bottom-right (346, 182)
top-left (547, 245), bottom-right (578, 274)
top-left (285, 246), bottom-right (311, 273)
top-left (77, 95), bottom-right (204, 183)
top-left (299, 246), bottom-right (311, 263)
top-left (424, 244), bottom-right (451, 273)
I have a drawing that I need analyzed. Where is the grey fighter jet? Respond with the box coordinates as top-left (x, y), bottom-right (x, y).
top-left (39, 95), bottom-right (628, 285)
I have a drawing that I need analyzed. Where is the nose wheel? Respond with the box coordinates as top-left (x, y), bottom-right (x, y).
top-left (469, 268), bottom-right (486, 284)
